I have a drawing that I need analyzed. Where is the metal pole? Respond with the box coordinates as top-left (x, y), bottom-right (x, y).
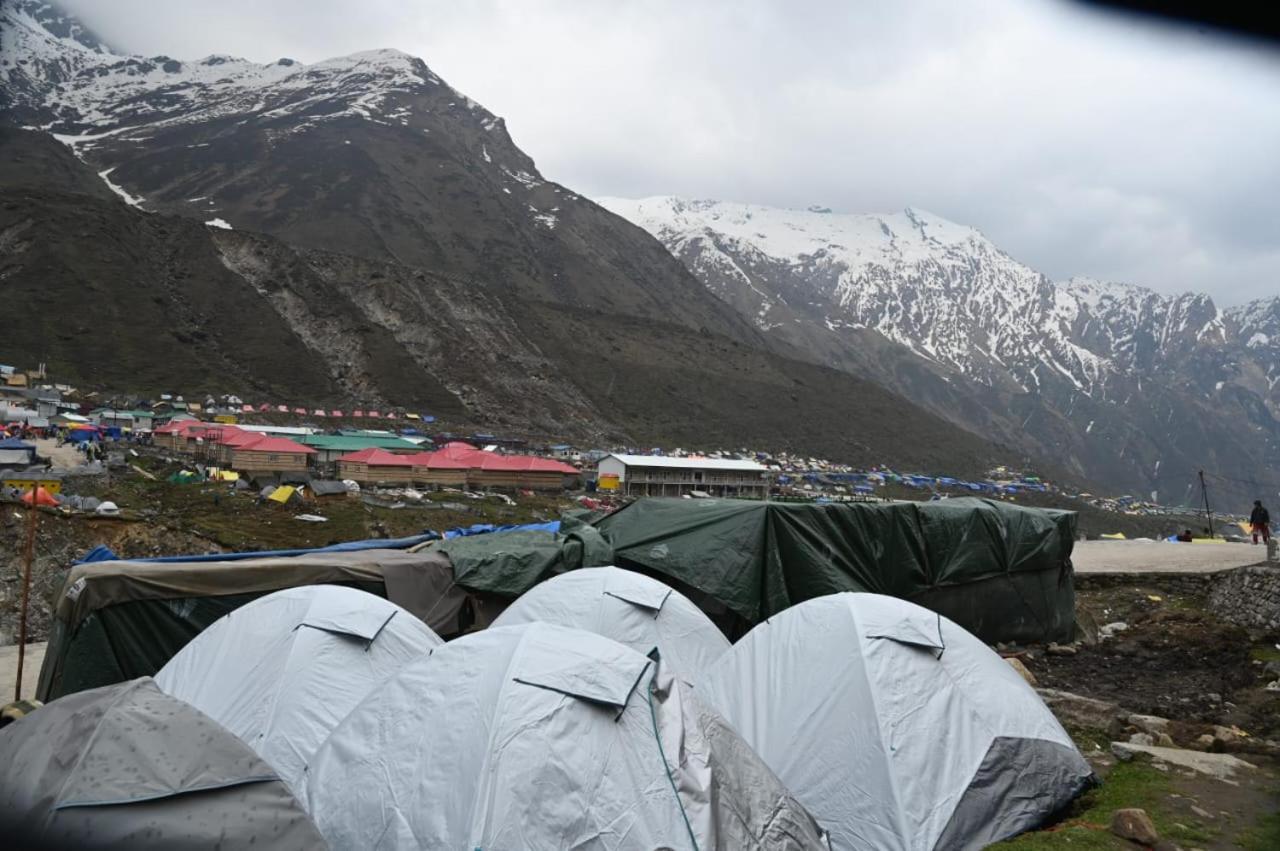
top-left (1199, 470), bottom-right (1215, 539)
top-left (14, 495), bottom-right (39, 701)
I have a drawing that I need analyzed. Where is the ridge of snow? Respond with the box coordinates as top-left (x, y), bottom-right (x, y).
top-left (600, 195), bottom-right (1274, 405)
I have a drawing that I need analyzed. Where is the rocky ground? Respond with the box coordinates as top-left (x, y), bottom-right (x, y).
top-left (0, 451), bottom-right (577, 645)
top-left (999, 583), bottom-right (1280, 849)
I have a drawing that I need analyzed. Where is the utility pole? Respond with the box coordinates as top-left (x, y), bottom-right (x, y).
top-left (14, 495), bottom-right (39, 701)
top-left (1198, 470), bottom-right (1215, 539)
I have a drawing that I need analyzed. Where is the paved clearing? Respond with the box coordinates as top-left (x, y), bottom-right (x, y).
top-left (0, 641), bottom-right (46, 702)
top-left (1073, 540), bottom-right (1265, 574)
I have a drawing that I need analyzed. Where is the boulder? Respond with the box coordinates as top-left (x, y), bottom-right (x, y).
top-left (1110, 808), bottom-right (1159, 845)
top-left (1005, 657), bottom-right (1038, 686)
top-left (1110, 742), bottom-right (1257, 781)
top-left (1128, 732), bottom-right (1155, 746)
top-left (1047, 642), bottom-right (1079, 656)
top-left (1128, 713), bottom-right (1170, 734)
top-left (1038, 688), bottom-right (1123, 733)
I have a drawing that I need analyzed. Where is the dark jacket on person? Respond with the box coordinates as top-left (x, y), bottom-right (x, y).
top-left (1250, 505), bottom-right (1270, 526)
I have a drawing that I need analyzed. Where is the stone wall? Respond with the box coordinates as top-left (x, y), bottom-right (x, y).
top-left (1207, 565), bottom-right (1280, 632)
top-left (1075, 571), bottom-right (1217, 596)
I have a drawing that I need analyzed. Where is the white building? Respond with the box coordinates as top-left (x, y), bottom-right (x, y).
top-left (596, 454), bottom-right (771, 498)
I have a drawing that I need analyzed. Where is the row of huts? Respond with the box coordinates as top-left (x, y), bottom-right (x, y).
top-left (152, 421), bottom-right (580, 490)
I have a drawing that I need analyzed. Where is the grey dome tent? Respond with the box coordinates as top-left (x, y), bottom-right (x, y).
top-left (303, 623), bottom-right (828, 850)
top-left (701, 593), bottom-right (1092, 850)
top-left (0, 677), bottom-right (326, 850)
top-left (490, 566), bottom-right (731, 681)
top-left (155, 585), bottom-right (441, 794)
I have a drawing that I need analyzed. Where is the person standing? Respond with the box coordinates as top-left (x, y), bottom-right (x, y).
top-left (1250, 499), bottom-right (1271, 545)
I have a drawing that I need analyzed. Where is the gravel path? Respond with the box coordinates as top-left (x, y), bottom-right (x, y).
top-left (1073, 539), bottom-right (1266, 574)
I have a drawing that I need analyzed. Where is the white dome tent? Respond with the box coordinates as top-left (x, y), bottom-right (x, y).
top-left (490, 566), bottom-right (731, 681)
top-left (701, 592), bottom-right (1092, 851)
top-left (0, 678), bottom-right (327, 850)
top-left (155, 585), bottom-right (440, 794)
top-left (302, 622), bottom-right (827, 850)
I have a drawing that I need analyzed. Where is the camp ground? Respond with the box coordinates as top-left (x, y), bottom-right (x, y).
top-left (3, 495), bottom-right (1269, 847)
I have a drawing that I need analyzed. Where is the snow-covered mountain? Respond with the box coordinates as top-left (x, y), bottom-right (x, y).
top-left (601, 196), bottom-right (1280, 505)
top-left (0, 0), bottom-right (1021, 477)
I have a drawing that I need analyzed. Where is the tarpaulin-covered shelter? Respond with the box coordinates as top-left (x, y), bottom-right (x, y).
top-left (37, 540), bottom-right (464, 702)
top-left (425, 521), bottom-right (613, 599)
top-left (302, 623), bottom-right (827, 849)
top-left (492, 566), bottom-right (730, 682)
top-left (594, 497), bottom-right (1077, 643)
top-left (0, 436), bottom-right (35, 467)
top-left (155, 586), bottom-right (442, 794)
top-left (0, 678), bottom-right (326, 850)
top-left (702, 593), bottom-right (1092, 850)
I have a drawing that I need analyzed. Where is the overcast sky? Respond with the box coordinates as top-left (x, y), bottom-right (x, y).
top-left (62, 0), bottom-right (1280, 305)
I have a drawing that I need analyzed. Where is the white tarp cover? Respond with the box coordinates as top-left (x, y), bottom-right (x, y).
top-left (155, 586), bottom-right (440, 794)
top-left (303, 623), bottom-right (828, 850)
top-left (702, 593), bottom-right (1092, 851)
top-left (490, 566), bottom-right (731, 681)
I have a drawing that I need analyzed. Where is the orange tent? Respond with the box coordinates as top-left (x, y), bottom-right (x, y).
top-left (20, 487), bottom-right (60, 507)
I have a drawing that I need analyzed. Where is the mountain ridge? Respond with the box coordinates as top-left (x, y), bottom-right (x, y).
top-left (599, 195), bottom-right (1280, 506)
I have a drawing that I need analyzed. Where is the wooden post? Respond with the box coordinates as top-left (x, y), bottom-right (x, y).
top-left (14, 496), bottom-right (39, 702)
top-left (1198, 470), bottom-right (1215, 540)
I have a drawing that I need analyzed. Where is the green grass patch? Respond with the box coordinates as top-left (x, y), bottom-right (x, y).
top-left (1240, 807), bottom-right (1280, 851)
top-left (1250, 645), bottom-right (1280, 664)
top-left (994, 760), bottom-right (1217, 849)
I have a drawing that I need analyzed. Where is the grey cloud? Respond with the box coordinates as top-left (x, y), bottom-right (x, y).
top-left (60, 0), bottom-right (1280, 304)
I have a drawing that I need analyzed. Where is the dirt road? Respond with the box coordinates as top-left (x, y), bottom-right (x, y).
top-left (1072, 539), bottom-right (1265, 574)
top-left (32, 437), bottom-right (87, 469)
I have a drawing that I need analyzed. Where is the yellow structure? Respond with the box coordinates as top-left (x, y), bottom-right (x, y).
top-left (2, 475), bottom-right (62, 495)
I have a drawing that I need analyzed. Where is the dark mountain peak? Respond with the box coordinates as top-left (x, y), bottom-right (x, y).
top-left (2, 0), bottom-right (115, 54)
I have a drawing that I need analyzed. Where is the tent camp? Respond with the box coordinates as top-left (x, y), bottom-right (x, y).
top-left (302, 623), bottom-right (827, 849)
top-left (0, 678), bottom-right (326, 850)
top-left (701, 593), bottom-right (1093, 850)
top-left (594, 497), bottom-right (1078, 643)
top-left (155, 586), bottom-right (441, 793)
top-left (491, 566), bottom-right (730, 682)
top-left (36, 543), bottom-right (471, 701)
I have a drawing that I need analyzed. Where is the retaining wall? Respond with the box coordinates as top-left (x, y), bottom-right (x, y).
top-left (1207, 565), bottom-right (1280, 632)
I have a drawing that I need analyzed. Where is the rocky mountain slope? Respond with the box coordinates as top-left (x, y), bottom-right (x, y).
top-left (599, 197), bottom-right (1280, 506)
top-left (0, 0), bottom-right (744, 338)
top-left (0, 122), bottom-right (1013, 477)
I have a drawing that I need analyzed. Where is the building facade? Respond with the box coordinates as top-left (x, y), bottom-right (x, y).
top-left (596, 454), bottom-right (771, 498)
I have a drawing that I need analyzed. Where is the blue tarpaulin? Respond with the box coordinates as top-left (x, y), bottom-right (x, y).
top-left (73, 532), bottom-right (441, 565)
top-left (443, 520), bottom-right (561, 540)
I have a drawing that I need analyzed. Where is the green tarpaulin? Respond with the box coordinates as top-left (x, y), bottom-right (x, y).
top-left (593, 497), bottom-right (1076, 643)
top-left (431, 523), bottom-right (612, 596)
